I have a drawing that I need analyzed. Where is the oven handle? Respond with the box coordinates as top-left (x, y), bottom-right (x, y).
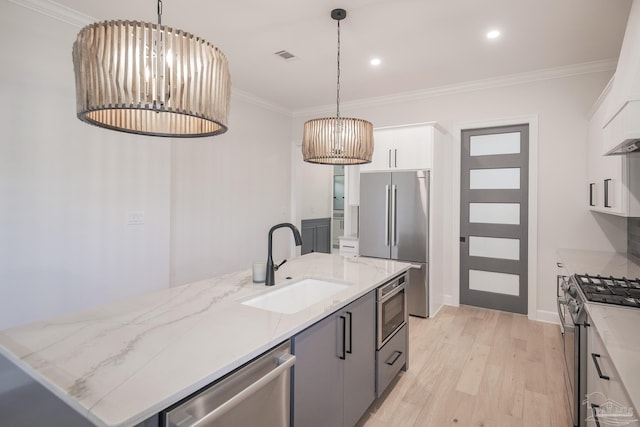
top-left (379, 283), bottom-right (405, 303)
top-left (556, 298), bottom-right (575, 332)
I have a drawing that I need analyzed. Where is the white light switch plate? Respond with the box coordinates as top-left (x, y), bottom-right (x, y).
top-left (127, 211), bottom-right (145, 225)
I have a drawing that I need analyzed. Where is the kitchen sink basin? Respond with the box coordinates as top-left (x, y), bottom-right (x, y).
top-left (241, 278), bottom-right (350, 314)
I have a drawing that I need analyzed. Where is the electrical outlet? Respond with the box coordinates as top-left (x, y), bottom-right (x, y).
top-left (127, 211), bottom-right (145, 225)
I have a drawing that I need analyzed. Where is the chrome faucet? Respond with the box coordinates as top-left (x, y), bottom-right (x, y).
top-left (266, 223), bottom-right (303, 286)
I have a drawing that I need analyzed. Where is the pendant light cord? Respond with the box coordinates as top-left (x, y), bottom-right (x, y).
top-left (336, 19), bottom-right (341, 118)
top-left (156, 0), bottom-right (164, 107)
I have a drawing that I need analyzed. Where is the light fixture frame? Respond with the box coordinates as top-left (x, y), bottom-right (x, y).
top-left (72, 0), bottom-right (231, 138)
top-left (302, 8), bottom-right (374, 165)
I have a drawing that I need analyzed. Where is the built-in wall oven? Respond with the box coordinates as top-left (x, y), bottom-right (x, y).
top-left (377, 273), bottom-right (407, 349)
top-left (376, 272), bottom-right (408, 397)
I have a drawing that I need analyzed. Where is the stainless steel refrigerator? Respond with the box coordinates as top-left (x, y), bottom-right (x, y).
top-left (359, 170), bottom-right (429, 317)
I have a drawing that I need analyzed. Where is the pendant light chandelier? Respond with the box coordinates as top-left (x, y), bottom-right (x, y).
top-left (302, 9), bottom-right (374, 165)
top-left (72, 0), bottom-right (231, 138)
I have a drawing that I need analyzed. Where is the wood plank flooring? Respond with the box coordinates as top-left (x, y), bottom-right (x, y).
top-left (357, 305), bottom-right (571, 427)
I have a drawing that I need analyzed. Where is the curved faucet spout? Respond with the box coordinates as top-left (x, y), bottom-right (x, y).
top-left (266, 223), bottom-right (303, 286)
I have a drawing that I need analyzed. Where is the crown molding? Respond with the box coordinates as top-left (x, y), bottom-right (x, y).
top-left (292, 58), bottom-right (618, 118)
top-left (231, 89), bottom-right (293, 117)
top-left (8, 0), bottom-right (94, 28)
top-left (9, 0), bottom-right (617, 119)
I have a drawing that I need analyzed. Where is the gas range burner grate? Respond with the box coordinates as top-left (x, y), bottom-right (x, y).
top-left (575, 273), bottom-right (640, 309)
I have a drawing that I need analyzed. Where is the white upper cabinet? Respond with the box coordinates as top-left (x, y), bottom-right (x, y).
top-left (360, 124), bottom-right (434, 172)
top-left (588, 79), bottom-right (640, 217)
top-left (603, 0), bottom-right (640, 155)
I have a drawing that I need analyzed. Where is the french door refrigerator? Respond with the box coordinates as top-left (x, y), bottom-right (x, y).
top-left (359, 170), bottom-right (429, 317)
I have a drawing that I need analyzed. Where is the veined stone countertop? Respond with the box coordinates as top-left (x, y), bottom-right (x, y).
top-left (557, 249), bottom-right (640, 414)
top-left (0, 253), bottom-right (410, 427)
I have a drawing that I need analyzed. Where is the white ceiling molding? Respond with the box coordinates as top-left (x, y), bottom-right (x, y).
top-left (231, 90), bottom-right (292, 117)
top-left (8, 0), bottom-right (619, 120)
top-left (8, 0), bottom-right (93, 28)
top-left (293, 58), bottom-right (618, 118)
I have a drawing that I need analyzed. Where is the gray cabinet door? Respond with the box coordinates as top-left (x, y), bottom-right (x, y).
top-left (292, 312), bottom-right (343, 427)
top-left (292, 292), bottom-right (376, 427)
top-left (343, 292), bottom-right (376, 427)
top-left (301, 218), bottom-right (331, 255)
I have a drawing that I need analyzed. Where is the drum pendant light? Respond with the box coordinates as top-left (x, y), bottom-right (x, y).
top-left (302, 8), bottom-right (374, 165)
top-left (72, 0), bottom-right (231, 138)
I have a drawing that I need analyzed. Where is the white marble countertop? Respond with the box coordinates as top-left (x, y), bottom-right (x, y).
top-left (557, 249), bottom-right (640, 412)
top-left (0, 253), bottom-right (410, 427)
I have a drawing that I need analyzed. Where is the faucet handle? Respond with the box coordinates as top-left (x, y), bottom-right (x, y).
top-left (274, 259), bottom-right (287, 271)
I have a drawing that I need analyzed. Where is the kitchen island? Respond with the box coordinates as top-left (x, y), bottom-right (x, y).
top-left (0, 253), bottom-right (410, 427)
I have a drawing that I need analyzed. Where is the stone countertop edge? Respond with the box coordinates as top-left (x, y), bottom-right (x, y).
top-left (0, 253), bottom-right (411, 427)
top-left (557, 248), bottom-right (640, 414)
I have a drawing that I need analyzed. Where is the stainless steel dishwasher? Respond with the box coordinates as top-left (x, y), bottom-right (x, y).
top-left (162, 341), bottom-right (295, 427)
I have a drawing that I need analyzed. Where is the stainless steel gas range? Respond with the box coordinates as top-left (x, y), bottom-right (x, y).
top-left (557, 271), bottom-right (640, 427)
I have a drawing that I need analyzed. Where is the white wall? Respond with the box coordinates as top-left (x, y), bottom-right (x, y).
top-left (169, 97), bottom-right (294, 286)
top-left (0, 3), bottom-right (171, 330)
top-left (0, 2), bottom-right (295, 329)
top-left (292, 142), bottom-right (333, 226)
top-left (291, 71), bottom-right (629, 318)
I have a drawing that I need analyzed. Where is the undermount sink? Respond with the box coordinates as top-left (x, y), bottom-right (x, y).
top-left (241, 278), bottom-right (350, 314)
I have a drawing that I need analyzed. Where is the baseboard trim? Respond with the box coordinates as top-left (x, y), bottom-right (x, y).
top-left (442, 295), bottom-right (458, 307)
top-left (535, 309), bottom-right (560, 324)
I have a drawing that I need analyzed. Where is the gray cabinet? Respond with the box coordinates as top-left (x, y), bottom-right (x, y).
top-left (301, 218), bottom-right (331, 254)
top-left (292, 291), bottom-right (376, 427)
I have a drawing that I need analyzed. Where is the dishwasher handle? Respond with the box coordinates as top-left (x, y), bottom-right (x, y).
top-left (188, 353), bottom-right (296, 427)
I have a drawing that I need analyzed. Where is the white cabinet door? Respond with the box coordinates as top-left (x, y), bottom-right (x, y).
top-left (360, 125), bottom-right (434, 172)
top-left (360, 131), bottom-right (394, 172)
top-left (588, 81), bottom-right (640, 217)
top-left (393, 126), bottom-right (433, 170)
top-left (586, 322), bottom-right (636, 427)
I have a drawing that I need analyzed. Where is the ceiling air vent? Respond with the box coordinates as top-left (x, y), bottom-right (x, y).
top-left (274, 50), bottom-right (296, 60)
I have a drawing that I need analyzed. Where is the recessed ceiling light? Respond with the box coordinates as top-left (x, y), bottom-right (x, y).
top-left (370, 58), bottom-right (381, 66)
top-left (487, 30), bottom-right (500, 39)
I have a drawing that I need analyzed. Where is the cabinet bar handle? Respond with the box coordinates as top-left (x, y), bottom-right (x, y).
top-left (346, 312), bottom-right (353, 354)
top-left (388, 149), bottom-right (392, 168)
top-left (591, 403), bottom-right (602, 427)
top-left (589, 183), bottom-right (595, 207)
top-left (385, 351), bottom-right (403, 366)
top-left (591, 353), bottom-right (610, 380)
top-left (339, 315), bottom-right (346, 360)
top-left (394, 149), bottom-right (397, 168)
top-left (604, 179), bottom-right (611, 208)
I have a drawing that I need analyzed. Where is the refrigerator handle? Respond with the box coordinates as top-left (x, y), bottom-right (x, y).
top-left (385, 185), bottom-right (390, 246)
top-left (391, 184), bottom-right (397, 246)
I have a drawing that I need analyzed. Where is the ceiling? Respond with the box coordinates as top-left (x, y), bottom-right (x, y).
top-left (54, 0), bottom-right (633, 112)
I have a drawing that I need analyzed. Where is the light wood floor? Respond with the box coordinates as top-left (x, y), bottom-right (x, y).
top-left (357, 305), bottom-right (571, 427)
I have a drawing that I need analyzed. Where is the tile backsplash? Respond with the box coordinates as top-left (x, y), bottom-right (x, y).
top-left (630, 218), bottom-right (640, 259)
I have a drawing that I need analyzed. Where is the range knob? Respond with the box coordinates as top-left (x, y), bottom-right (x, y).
top-left (568, 285), bottom-right (578, 298)
top-left (568, 299), bottom-right (580, 314)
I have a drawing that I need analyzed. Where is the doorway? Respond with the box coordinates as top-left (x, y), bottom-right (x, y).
top-left (459, 124), bottom-right (529, 314)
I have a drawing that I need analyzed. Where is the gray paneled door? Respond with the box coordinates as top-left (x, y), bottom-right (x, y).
top-left (460, 125), bottom-right (529, 314)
